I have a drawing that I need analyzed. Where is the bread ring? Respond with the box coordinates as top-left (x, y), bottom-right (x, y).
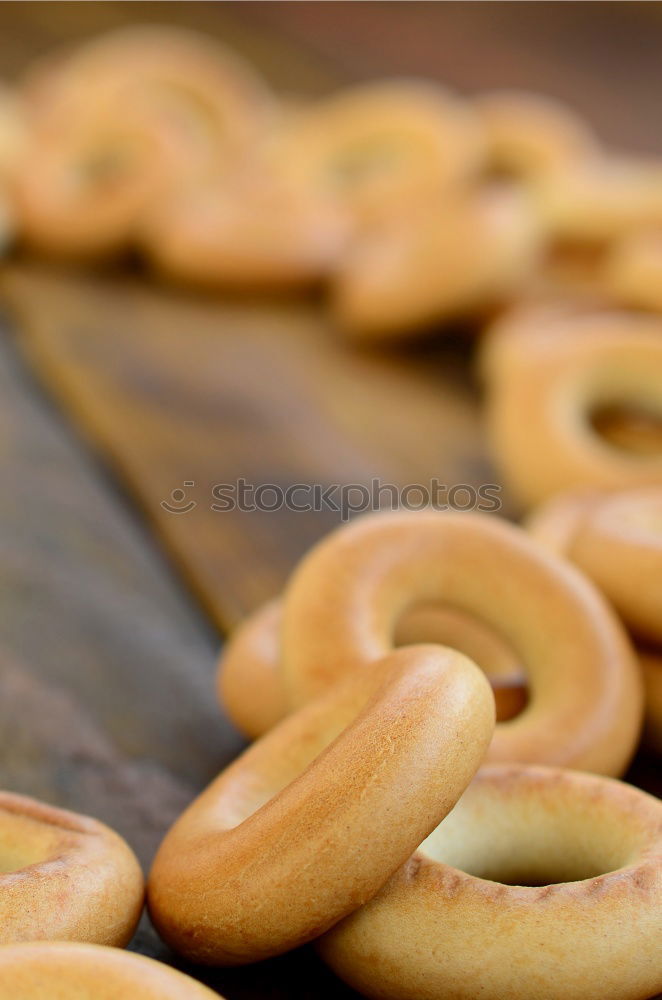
top-left (271, 80), bottom-right (483, 229)
top-left (534, 156), bottom-right (662, 245)
top-left (332, 184), bottom-right (541, 341)
top-left (318, 763), bottom-right (662, 1000)
top-left (527, 486), bottom-right (662, 751)
top-left (143, 172), bottom-right (349, 290)
top-left (22, 26), bottom-right (273, 159)
top-left (0, 791), bottom-right (144, 946)
top-left (149, 645), bottom-right (495, 964)
top-left (605, 227), bottom-right (662, 313)
top-left (219, 598), bottom-right (525, 740)
top-left (474, 89), bottom-right (598, 179)
top-left (14, 27), bottom-right (274, 258)
top-left (279, 510), bottom-right (641, 775)
top-left (529, 486), bottom-right (662, 644)
top-left (12, 110), bottom-right (175, 258)
top-left (0, 941), bottom-right (221, 999)
top-left (485, 309), bottom-right (662, 506)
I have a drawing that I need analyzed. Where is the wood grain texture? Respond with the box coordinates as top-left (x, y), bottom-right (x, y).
top-left (0, 320), bottom-right (365, 998)
top-left (1, 263), bottom-right (494, 629)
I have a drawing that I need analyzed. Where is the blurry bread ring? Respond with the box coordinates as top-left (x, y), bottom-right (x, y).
top-left (529, 486), bottom-right (662, 644)
top-left (12, 109), bottom-right (173, 258)
top-left (528, 486), bottom-right (662, 752)
top-left (280, 510), bottom-right (641, 775)
top-left (318, 763), bottom-right (662, 1000)
top-left (0, 791), bottom-right (143, 946)
top-left (535, 156), bottom-right (662, 245)
top-left (271, 80), bottom-right (483, 228)
top-left (0, 941), bottom-right (222, 999)
top-left (149, 646), bottom-right (494, 964)
top-left (475, 89), bottom-right (598, 178)
top-left (219, 598), bottom-right (525, 740)
top-left (333, 185), bottom-right (541, 341)
top-left (485, 311), bottom-right (662, 506)
top-left (143, 173), bottom-right (349, 290)
top-left (604, 228), bottom-right (662, 312)
top-left (22, 25), bottom-right (273, 163)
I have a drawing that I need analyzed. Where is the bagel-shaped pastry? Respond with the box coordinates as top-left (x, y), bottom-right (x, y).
top-left (604, 227), bottom-right (662, 313)
top-left (318, 763), bottom-right (662, 1000)
top-left (534, 155), bottom-right (662, 245)
top-left (0, 790), bottom-right (144, 946)
top-left (280, 510), bottom-right (641, 776)
top-left (14, 27), bottom-right (275, 258)
top-left (528, 486), bottom-right (662, 644)
top-left (22, 25), bottom-right (273, 160)
top-left (527, 486), bottom-right (662, 752)
top-left (332, 184), bottom-right (542, 341)
top-left (149, 645), bottom-right (495, 964)
top-left (142, 170), bottom-right (349, 290)
top-left (219, 598), bottom-right (525, 741)
top-left (485, 310), bottom-right (662, 506)
top-left (271, 79), bottom-right (483, 229)
top-left (0, 942), bottom-right (221, 999)
top-left (12, 108), bottom-right (178, 258)
top-left (474, 89), bottom-right (598, 179)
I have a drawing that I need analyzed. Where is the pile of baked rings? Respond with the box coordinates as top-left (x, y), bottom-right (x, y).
top-left (0, 23), bottom-right (661, 1000)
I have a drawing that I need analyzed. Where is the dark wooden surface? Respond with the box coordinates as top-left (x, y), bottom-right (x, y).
top-left (0, 5), bottom-right (661, 999)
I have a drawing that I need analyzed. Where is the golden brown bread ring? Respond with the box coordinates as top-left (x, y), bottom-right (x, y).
top-left (527, 486), bottom-right (662, 752)
top-left (534, 156), bottom-right (662, 245)
top-left (604, 228), bottom-right (662, 313)
top-left (22, 25), bottom-right (273, 157)
top-left (332, 185), bottom-right (541, 341)
top-left (271, 79), bottom-right (483, 229)
top-left (149, 646), bottom-right (495, 965)
top-left (318, 763), bottom-right (662, 1000)
top-left (219, 598), bottom-right (525, 740)
top-left (0, 941), bottom-right (221, 999)
top-left (13, 27), bottom-right (274, 258)
top-left (143, 173), bottom-right (349, 291)
top-left (12, 111), bottom-right (170, 259)
top-left (484, 310), bottom-right (662, 507)
top-left (528, 487), bottom-right (662, 644)
top-left (0, 791), bottom-right (144, 946)
top-left (474, 89), bottom-right (599, 179)
top-left (280, 510), bottom-right (642, 776)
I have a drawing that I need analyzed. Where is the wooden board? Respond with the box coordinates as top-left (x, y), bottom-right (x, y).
top-left (0, 315), bottom-right (365, 998)
top-left (1, 263), bottom-right (494, 630)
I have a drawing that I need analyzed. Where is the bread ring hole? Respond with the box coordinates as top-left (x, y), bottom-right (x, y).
top-left (419, 778), bottom-right (634, 887)
top-left (393, 602), bottom-right (528, 722)
top-left (591, 403), bottom-right (662, 457)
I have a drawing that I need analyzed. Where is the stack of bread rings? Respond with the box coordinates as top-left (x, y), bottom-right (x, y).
top-left (150, 509), bottom-right (660, 1000)
top-left (0, 25), bottom-right (661, 339)
top-left (4, 508), bottom-right (661, 997)
top-left (1, 21), bottom-right (662, 1000)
